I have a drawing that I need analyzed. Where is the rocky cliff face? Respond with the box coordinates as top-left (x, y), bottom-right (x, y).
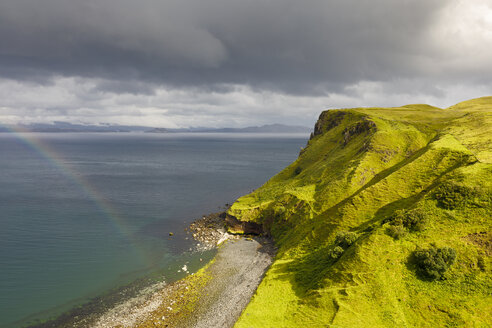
top-left (230, 98), bottom-right (492, 328)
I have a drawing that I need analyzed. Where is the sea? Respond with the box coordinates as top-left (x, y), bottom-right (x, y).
top-left (0, 132), bottom-right (308, 328)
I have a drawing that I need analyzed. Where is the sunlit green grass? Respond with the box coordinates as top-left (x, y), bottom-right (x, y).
top-left (232, 97), bottom-right (492, 327)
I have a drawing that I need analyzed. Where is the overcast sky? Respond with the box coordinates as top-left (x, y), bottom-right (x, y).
top-left (0, 0), bottom-right (491, 128)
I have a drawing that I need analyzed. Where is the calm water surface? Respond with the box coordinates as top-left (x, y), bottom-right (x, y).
top-left (0, 132), bottom-right (307, 327)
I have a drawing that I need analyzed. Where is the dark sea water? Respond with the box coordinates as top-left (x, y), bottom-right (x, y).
top-left (0, 132), bottom-right (307, 328)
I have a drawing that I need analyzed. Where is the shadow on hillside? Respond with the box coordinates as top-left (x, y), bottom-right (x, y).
top-left (267, 188), bottom-right (453, 299)
top-left (268, 247), bottom-right (335, 300)
top-left (266, 141), bottom-right (476, 298)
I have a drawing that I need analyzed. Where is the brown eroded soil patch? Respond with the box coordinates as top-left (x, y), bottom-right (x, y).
top-left (464, 231), bottom-right (492, 255)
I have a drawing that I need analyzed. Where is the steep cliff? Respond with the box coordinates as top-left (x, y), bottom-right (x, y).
top-left (229, 97), bottom-right (492, 327)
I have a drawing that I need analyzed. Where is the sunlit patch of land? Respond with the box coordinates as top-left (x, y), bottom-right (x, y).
top-left (230, 97), bottom-right (492, 327)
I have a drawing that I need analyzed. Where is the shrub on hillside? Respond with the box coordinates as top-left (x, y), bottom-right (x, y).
top-left (391, 208), bottom-right (427, 232)
top-left (386, 224), bottom-right (406, 240)
top-left (477, 256), bottom-right (486, 271)
top-left (433, 182), bottom-right (475, 209)
top-left (329, 246), bottom-right (345, 259)
top-left (413, 245), bottom-right (457, 280)
top-left (335, 231), bottom-right (358, 248)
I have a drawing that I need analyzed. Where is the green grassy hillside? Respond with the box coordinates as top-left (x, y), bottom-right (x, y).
top-left (230, 97), bottom-right (492, 327)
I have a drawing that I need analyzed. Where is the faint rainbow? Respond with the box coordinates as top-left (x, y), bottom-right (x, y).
top-left (1, 125), bottom-right (156, 266)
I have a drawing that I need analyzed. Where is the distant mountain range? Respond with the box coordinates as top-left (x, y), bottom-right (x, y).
top-left (146, 123), bottom-right (311, 133)
top-left (1, 122), bottom-right (311, 133)
top-left (1, 122), bottom-right (149, 133)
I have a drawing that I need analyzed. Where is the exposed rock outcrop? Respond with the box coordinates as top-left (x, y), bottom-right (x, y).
top-left (225, 215), bottom-right (263, 235)
top-left (342, 118), bottom-right (376, 146)
top-left (310, 110), bottom-right (346, 140)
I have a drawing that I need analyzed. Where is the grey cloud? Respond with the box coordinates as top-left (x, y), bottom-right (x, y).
top-left (92, 80), bottom-right (157, 96)
top-left (0, 0), bottom-right (451, 94)
top-left (1, 76), bottom-right (490, 128)
top-left (1, 0), bottom-right (490, 129)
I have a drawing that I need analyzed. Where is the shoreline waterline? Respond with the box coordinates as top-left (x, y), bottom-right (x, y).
top-left (22, 247), bottom-right (217, 328)
top-left (24, 213), bottom-right (274, 328)
top-left (89, 238), bottom-right (275, 328)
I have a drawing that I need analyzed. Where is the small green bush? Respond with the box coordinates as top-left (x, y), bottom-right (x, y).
top-left (391, 208), bottom-right (427, 231)
top-left (329, 246), bottom-right (345, 259)
top-left (335, 231), bottom-right (358, 248)
top-left (294, 166), bottom-right (303, 175)
top-left (386, 224), bottom-right (406, 240)
top-left (433, 182), bottom-right (475, 209)
top-left (477, 256), bottom-right (486, 271)
top-left (413, 246), bottom-right (457, 280)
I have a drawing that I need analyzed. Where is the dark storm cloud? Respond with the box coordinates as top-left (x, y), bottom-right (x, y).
top-left (1, 0), bottom-right (490, 128)
top-left (0, 0), bottom-right (447, 93)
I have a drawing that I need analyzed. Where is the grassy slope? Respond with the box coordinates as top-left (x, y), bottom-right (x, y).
top-left (230, 97), bottom-right (492, 327)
